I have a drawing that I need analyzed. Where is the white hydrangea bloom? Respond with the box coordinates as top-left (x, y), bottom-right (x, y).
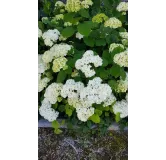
top-left (109, 43), bottom-right (124, 52)
top-left (116, 2), bottom-right (128, 12)
top-left (103, 93), bottom-right (116, 107)
top-left (38, 28), bottom-right (42, 38)
top-left (39, 98), bottom-right (59, 122)
top-left (50, 43), bottom-right (72, 58)
top-left (38, 54), bottom-right (50, 74)
top-left (42, 29), bottom-right (60, 47)
top-left (113, 50), bottom-right (128, 67)
top-left (42, 51), bottom-right (53, 63)
top-left (38, 74), bottom-right (50, 92)
top-left (113, 100), bottom-right (128, 118)
top-left (44, 83), bottom-right (63, 104)
top-left (104, 17), bottom-right (122, 28)
top-left (76, 32), bottom-right (84, 39)
top-left (55, 1), bottom-right (65, 8)
top-left (61, 79), bottom-right (84, 99)
top-left (75, 50), bottom-right (103, 77)
top-left (80, 77), bottom-right (114, 106)
top-left (116, 73), bottom-right (128, 93)
top-left (119, 32), bottom-right (128, 39)
top-left (81, 0), bottom-right (93, 9)
top-left (76, 106), bottom-right (94, 122)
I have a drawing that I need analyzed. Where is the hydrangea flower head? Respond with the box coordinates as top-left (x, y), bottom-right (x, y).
top-left (104, 17), bottom-right (122, 28)
top-left (92, 13), bottom-right (108, 23)
top-left (65, 0), bottom-right (81, 12)
top-left (117, 2), bottom-right (128, 12)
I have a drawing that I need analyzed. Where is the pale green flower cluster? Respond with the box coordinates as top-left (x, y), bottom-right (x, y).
top-left (38, 74), bottom-right (50, 92)
top-left (65, 0), bottom-right (81, 12)
top-left (64, 22), bottom-right (72, 27)
top-left (109, 43), bottom-right (124, 52)
top-left (92, 13), bottom-right (108, 23)
top-left (119, 32), bottom-right (128, 39)
top-left (55, 1), bottom-right (65, 8)
top-left (81, 0), bottom-right (93, 9)
top-left (52, 57), bottom-right (68, 73)
top-left (113, 50), bottom-right (128, 67)
top-left (116, 74), bottom-right (128, 93)
top-left (104, 17), bottom-right (122, 28)
top-left (116, 2), bottom-right (128, 12)
top-left (55, 14), bottom-right (64, 20)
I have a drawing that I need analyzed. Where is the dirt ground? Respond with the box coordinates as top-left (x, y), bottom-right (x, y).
top-left (38, 128), bottom-right (128, 160)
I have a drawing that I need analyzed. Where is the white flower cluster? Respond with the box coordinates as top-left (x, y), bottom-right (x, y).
top-left (39, 98), bottom-right (59, 122)
top-left (44, 83), bottom-right (63, 104)
top-left (76, 32), bottom-right (84, 40)
top-left (116, 2), bottom-right (128, 12)
top-left (119, 32), bottom-right (128, 39)
top-left (55, 1), bottom-right (65, 8)
top-left (75, 50), bottom-right (103, 77)
top-left (113, 50), bottom-right (128, 67)
top-left (38, 28), bottom-right (42, 38)
top-left (42, 43), bottom-right (72, 63)
top-left (76, 106), bottom-right (94, 122)
top-left (38, 54), bottom-right (50, 74)
top-left (116, 73), bottom-right (128, 93)
top-left (38, 74), bottom-right (50, 92)
top-left (104, 17), bottom-right (122, 29)
top-left (109, 43), bottom-right (124, 52)
top-left (42, 29), bottom-right (60, 47)
top-left (81, 0), bottom-right (93, 9)
top-left (113, 99), bottom-right (128, 118)
top-left (80, 77), bottom-right (115, 106)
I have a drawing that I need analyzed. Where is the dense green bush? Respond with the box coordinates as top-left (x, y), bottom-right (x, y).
top-left (38, 0), bottom-right (128, 134)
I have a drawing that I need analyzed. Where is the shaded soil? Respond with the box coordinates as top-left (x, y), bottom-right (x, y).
top-left (38, 128), bottom-right (128, 160)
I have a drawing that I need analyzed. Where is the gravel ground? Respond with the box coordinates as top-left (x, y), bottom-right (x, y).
top-left (38, 128), bottom-right (128, 160)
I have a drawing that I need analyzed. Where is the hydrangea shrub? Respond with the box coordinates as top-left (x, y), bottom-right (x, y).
top-left (38, 0), bottom-right (128, 134)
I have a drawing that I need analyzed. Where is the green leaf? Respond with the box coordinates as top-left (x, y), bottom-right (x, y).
top-left (115, 112), bottom-right (121, 123)
top-left (95, 109), bottom-right (103, 116)
top-left (54, 128), bottom-right (63, 134)
top-left (102, 58), bottom-right (108, 67)
top-left (87, 121), bottom-right (92, 128)
top-left (52, 120), bottom-right (60, 129)
top-left (90, 114), bottom-right (100, 123)
top-left (105, 112), bottom-right (110, 117)
top-left (64, 66), bottom-right (72, 74)
top-left (77, 21), bottom-right (93, 36)
top-left (79, 9), bottom-right (90, 18)
top-left (108, 80), bottom-right (118, 90)
top-left (56, 70), bottom-right (67, 83)
top-left (109, 65), bottom-right (121, 78)
top-left (65, 108), bottom-right (73, 117)
top-left (95, 39), bottom-right (106, 46)
top-left (102, 50), bottom-right (112, 64)
top-left (38, 21), bottom-right (44, 31)
top-left (83, 37), bottom-right (95, 47)
top-left (64, 12), bottom-right (75, 22)
top-left (61, 120), bottom-right (65, 125)
top-left (61, 27), bottom-right (75, 38)
top-left (58, 105), bottom-right (65, 112)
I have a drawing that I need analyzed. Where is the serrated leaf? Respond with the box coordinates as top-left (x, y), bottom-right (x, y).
top-left (64, 12), bottom-right (75, 22)
top-left (90, 114), bottom-right (100, 123)
top-left (52, 120), bottom-right (60, 129)
top-left (64, 66), bottom-right (72, 74)
top-left (108, 80), bottom-right (118, 90)
top-left (102, 58), bottom-right (108, 67)
top-left (77, 21), bottom-right (93, 36)
top-left (61, 27), bottom-right (75, 38)
top-left (56, 70), bottom-right (67, 83)
top-left (83, 37), bottom-right (95, 47)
